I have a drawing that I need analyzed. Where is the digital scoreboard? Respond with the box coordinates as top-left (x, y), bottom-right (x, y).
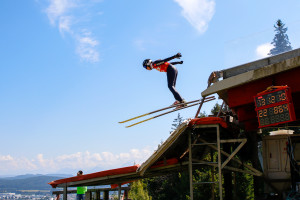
top-left (254, 86), bottom-right (296, 128)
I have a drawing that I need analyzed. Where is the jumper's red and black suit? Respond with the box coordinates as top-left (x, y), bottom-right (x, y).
top-left (151, 53), bottom-right (184, 102)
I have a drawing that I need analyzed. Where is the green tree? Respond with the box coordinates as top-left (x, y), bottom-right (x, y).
top-left (170, 113), bottom-right (184, 133)
top-left (146, 114), bottom-right (191, 200)
top-left (269, 19), bottom-right (292, 56)
top-left (146, 172), bottom-right (190, 200)
top-left (129, 180), bottom-right (152, 200)
top-left (198, 111), bottom-right (207, 118)
top-left (234, 169), bottom-right (254, 200)
top-left (211, 103), bottom-right (221, 116)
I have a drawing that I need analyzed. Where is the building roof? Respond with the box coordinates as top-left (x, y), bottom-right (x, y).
top-left (201, 48), bottom-right (300, 130)
top-left (48, 117), bottom-right (232, 188)
top-left (48, 165), bottom-right (140, 188)
top-left (222, 48), bottom-right (300, 79)
top-left (202, 48), bottom-right (300, 98)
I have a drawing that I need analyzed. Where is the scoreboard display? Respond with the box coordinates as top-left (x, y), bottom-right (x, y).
top-left (254, 86), bottom-right (296, 128)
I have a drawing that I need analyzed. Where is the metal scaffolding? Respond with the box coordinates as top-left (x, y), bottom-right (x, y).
top-left (188, 123), bottom-right (260, 200)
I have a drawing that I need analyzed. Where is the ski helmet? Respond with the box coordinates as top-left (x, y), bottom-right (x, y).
top-left (143, 59), bottom-right (152, 69)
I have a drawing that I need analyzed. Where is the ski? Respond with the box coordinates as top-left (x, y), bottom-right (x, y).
top-left (119, 96), bottom-right (215, 124)
top-left (125, 97), bottom-right (215, 128)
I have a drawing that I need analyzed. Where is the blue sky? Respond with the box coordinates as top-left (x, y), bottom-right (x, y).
top-left (1, 0), bottom-right (300, 176)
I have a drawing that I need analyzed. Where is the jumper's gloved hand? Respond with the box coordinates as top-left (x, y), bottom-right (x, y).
top-left (175, 52), bottom-right (182, 58)
top-left (170, 60), bottom-right (183, 65)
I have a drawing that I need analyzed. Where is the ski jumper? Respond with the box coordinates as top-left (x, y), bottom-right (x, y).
top-left (152, 56), bottom-right (184, 102)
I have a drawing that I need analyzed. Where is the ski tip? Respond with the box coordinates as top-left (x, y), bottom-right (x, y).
top-left (118, 119), bottom-right (132, 123)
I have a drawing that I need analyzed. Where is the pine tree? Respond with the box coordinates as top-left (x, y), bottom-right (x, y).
top-left (170, 113), bottom-right (184, 133)
top-left (211, 103), bottom-right (221, 116)
top-left (269, 19), bottom-right (292, 56)
top-left (198, 111), bottom-right (207, 118)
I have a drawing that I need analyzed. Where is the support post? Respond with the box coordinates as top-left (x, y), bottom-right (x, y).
top-left (188, 131), bottom-right (193, 200)
top-left (217, 125), bottom-right (223, 200)
top-left (85, 191), bottom-right (91, 200)
top-left (248, 131), bottom-right (261, 200)
top-left (96, 190), bottom-right (100, 200)
top-left (63, 184), bottom-right (68, 200)
top-left (124, 189), bottom-right (128, 200)
top-left (233, 172), bottom-right (237, 200)
top-left (223, 143), bottom-right (233, 200)
top-left (104, 190), bottom-right (109, 200)
top-left (211, 149), bottom-right (215, 200)
top-left (118, 184), bottom-right (121, 200)
top-left (195, 97), bottom-right (205, 118)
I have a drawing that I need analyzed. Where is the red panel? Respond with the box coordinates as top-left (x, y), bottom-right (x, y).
top-left (228, 78), bottom-right (272, 108)
top-left (189, 117), bottom-right (228, 129)
top-left (243, 120), bottom-right (259, 131)
top-left (228, 67), bottom-right (300, 108)
top-left (275, 67), bottom-right (300, 93)
top-left (150, 158), bottom-right (179, 169)
top-left (227, 67), bottom-right (300, 131)
top-left (236, 104), bottom-right (257, 121)
top-left (111, 181), bottom-right (133, 189)
top-left (48, 165), bottom-right (140, 188)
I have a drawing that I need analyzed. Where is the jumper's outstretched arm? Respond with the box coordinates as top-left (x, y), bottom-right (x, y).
top-left (153, 53), bottom-right (182, 66)
top-left (163, 53), bottom-right (181, 62)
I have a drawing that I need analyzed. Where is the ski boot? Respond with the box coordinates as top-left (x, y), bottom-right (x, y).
top-left (173, 100), bottom-right (187, 109)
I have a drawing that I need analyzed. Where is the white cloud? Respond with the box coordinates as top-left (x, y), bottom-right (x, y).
top-left (43, 0), bottom-right (100, 63)
top-left (76, 32), bottom-right (100, 62)
top-left (0, 147), bottom-right (154, 175)
top-left (256, 43), bottom-right (274, 58)
top-left (174, 0), bottom-right (215, 34)
top-left (0, 155), bottom-right (13, 161)
top-left (45, 0), bottom-right (76, 25)
top-left (58, 16), bottom-right (73, 34)
top-left (0, 155), bottom-right (38, 174)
